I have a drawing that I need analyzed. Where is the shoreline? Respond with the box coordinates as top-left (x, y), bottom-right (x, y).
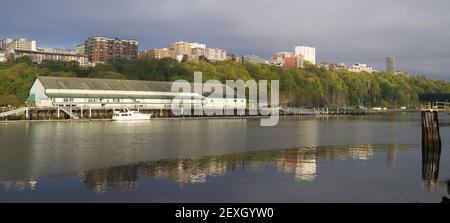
top-left (0, 111), bottom-right (420, 123)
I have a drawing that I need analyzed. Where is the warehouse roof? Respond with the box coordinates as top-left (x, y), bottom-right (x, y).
top-left (38, 76), bottom-right (174, 92)
top-left (37, 76), bottom-right (238, 96)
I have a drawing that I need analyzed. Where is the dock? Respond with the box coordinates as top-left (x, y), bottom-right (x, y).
top-left (0, 106), bottom-right (402, 121)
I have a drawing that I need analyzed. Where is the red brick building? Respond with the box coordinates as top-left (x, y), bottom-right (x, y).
top-left (283, 55), bottom-right (304, 69)
top-left (85, 36), bottom-right (138, 63)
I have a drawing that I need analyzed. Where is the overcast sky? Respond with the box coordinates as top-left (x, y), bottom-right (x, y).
top-left (1, 0), bottom-right (450, 80)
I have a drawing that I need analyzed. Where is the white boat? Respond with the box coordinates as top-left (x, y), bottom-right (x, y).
top-left (112, 109), bottom-right (152, 121)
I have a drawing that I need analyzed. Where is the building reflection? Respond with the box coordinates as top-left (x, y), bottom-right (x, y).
top-left (386, 146), bottom-right (398, 169)
top-left (2, 144), bottom-right (415, 193)
top-left (0, 180), bottom-right (37, 191)
top-left (79, 166), bottom-right (139, 193)
top-left (276, 148), bottom-right (316, 181)
top-left (75, 145), bottom-right (382, 193)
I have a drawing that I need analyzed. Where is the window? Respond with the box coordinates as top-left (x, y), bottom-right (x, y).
top-left (88, 98), bottom-right (99, 103)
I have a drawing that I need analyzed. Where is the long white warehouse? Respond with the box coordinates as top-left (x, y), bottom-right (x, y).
top-left (28, 76), bottom-right (246, 110)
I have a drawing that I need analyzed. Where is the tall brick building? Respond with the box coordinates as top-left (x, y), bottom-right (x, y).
top-left (85, 36), bottom-right (138, 63)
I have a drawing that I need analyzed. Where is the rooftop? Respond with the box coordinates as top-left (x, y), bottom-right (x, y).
top-left (38, 76), bottom-right (173, 92)
top-left (37, 76), bottom-right (240, 97)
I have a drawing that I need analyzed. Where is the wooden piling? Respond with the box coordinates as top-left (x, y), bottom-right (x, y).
top-left (421, 110), bottom-right (441, 147)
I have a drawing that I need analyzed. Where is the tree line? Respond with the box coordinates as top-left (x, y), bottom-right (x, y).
top-left (0, 56), bottom-right (449, 107)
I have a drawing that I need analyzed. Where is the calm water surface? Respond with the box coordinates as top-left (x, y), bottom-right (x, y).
top-left (0, 113), bottom-right (449, 202)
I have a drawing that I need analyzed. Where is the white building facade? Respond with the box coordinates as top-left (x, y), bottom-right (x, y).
top-left (294, 45), bottom-right (316, 65)
top-left (347, 63), bottom-right (375, 73)
top-left (0, 51), bottom-right (7, 63)
top-left (1, 38), bottom-right (37, 51)
top-left (206, 48), bottom-right (227, 61)
top-left (13, 49), bottom-right (89, 67)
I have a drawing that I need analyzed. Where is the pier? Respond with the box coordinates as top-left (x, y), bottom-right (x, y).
top-left (0, 106), bottom-right (384, 121)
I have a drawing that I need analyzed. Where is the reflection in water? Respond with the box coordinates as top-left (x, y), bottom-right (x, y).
top-left (0, 180), bottom-right (37, 191)
top-left (421, 123), bottom-right (442, 189)
top-left (421, 145), bottom-right (441, 188)
top-left (80, 166), bottom-right (139, 193)
top-left (74, 144), bottom-right (396, 193)
top-left (387, 148), bottom-right (397, 169)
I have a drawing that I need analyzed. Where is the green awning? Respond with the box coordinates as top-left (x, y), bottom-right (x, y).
top-left (26, 94), bottom-right (36, 102)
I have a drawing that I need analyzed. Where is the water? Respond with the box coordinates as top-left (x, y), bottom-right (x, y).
top-left (0, 113), bottom-right (449, 202)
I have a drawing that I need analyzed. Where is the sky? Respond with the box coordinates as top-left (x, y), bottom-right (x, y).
top-left (1, 0), bottom-right (450, 80)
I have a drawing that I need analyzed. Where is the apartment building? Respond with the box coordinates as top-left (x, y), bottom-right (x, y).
top-left (169, 41), bottom-right (197, 57)
top-left (206, 48), bottom-right (226, 61)
top-left (271, 52), bottom-right (294, 66)
top-left (242, 55), bottom-right (268, 64)
top-left (0, 38), bottom-right (37, 51)
top-left (318, 63), bottom-right (347, 71)
top-left (191, 47), bottom-right (207, 58)
top-left (85, 36), bottom-right (138, 63)
top-left (347, 63), bottom-right (375, 73)
top-left (283, 55), bottom-right (304, 69)
top-left (139, 48), bottom-right (175, 60)
top-left (13, 49), bottom-right (89, 67)
top-left (0, 39), bottom-right (12, 50)
top-left (226, 54), bottom-right (241, 62)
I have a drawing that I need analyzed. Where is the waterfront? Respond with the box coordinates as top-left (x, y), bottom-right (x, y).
top-left (0, 113), bottom-right (449, 202)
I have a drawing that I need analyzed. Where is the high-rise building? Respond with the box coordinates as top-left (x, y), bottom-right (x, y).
top-left (294, 45), bottom-right (316, 65)
top-left (386, 55), bottom-right (396, 73)
top-left (85, 36), bottom-right (138, 63)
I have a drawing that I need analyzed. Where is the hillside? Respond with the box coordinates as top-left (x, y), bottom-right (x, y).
top-left (0, 56), bottom-right (449, 107)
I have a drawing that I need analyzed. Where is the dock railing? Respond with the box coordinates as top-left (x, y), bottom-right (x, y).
top-left (421, 101), bottom-right (450, 112)
top-left (0, 107), bottom-right (29, 119)
top-left (59, 107), bottom-right (80, 120)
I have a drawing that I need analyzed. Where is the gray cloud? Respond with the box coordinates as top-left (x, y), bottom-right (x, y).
top-left (1, 0), bottom-right (449, 80)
